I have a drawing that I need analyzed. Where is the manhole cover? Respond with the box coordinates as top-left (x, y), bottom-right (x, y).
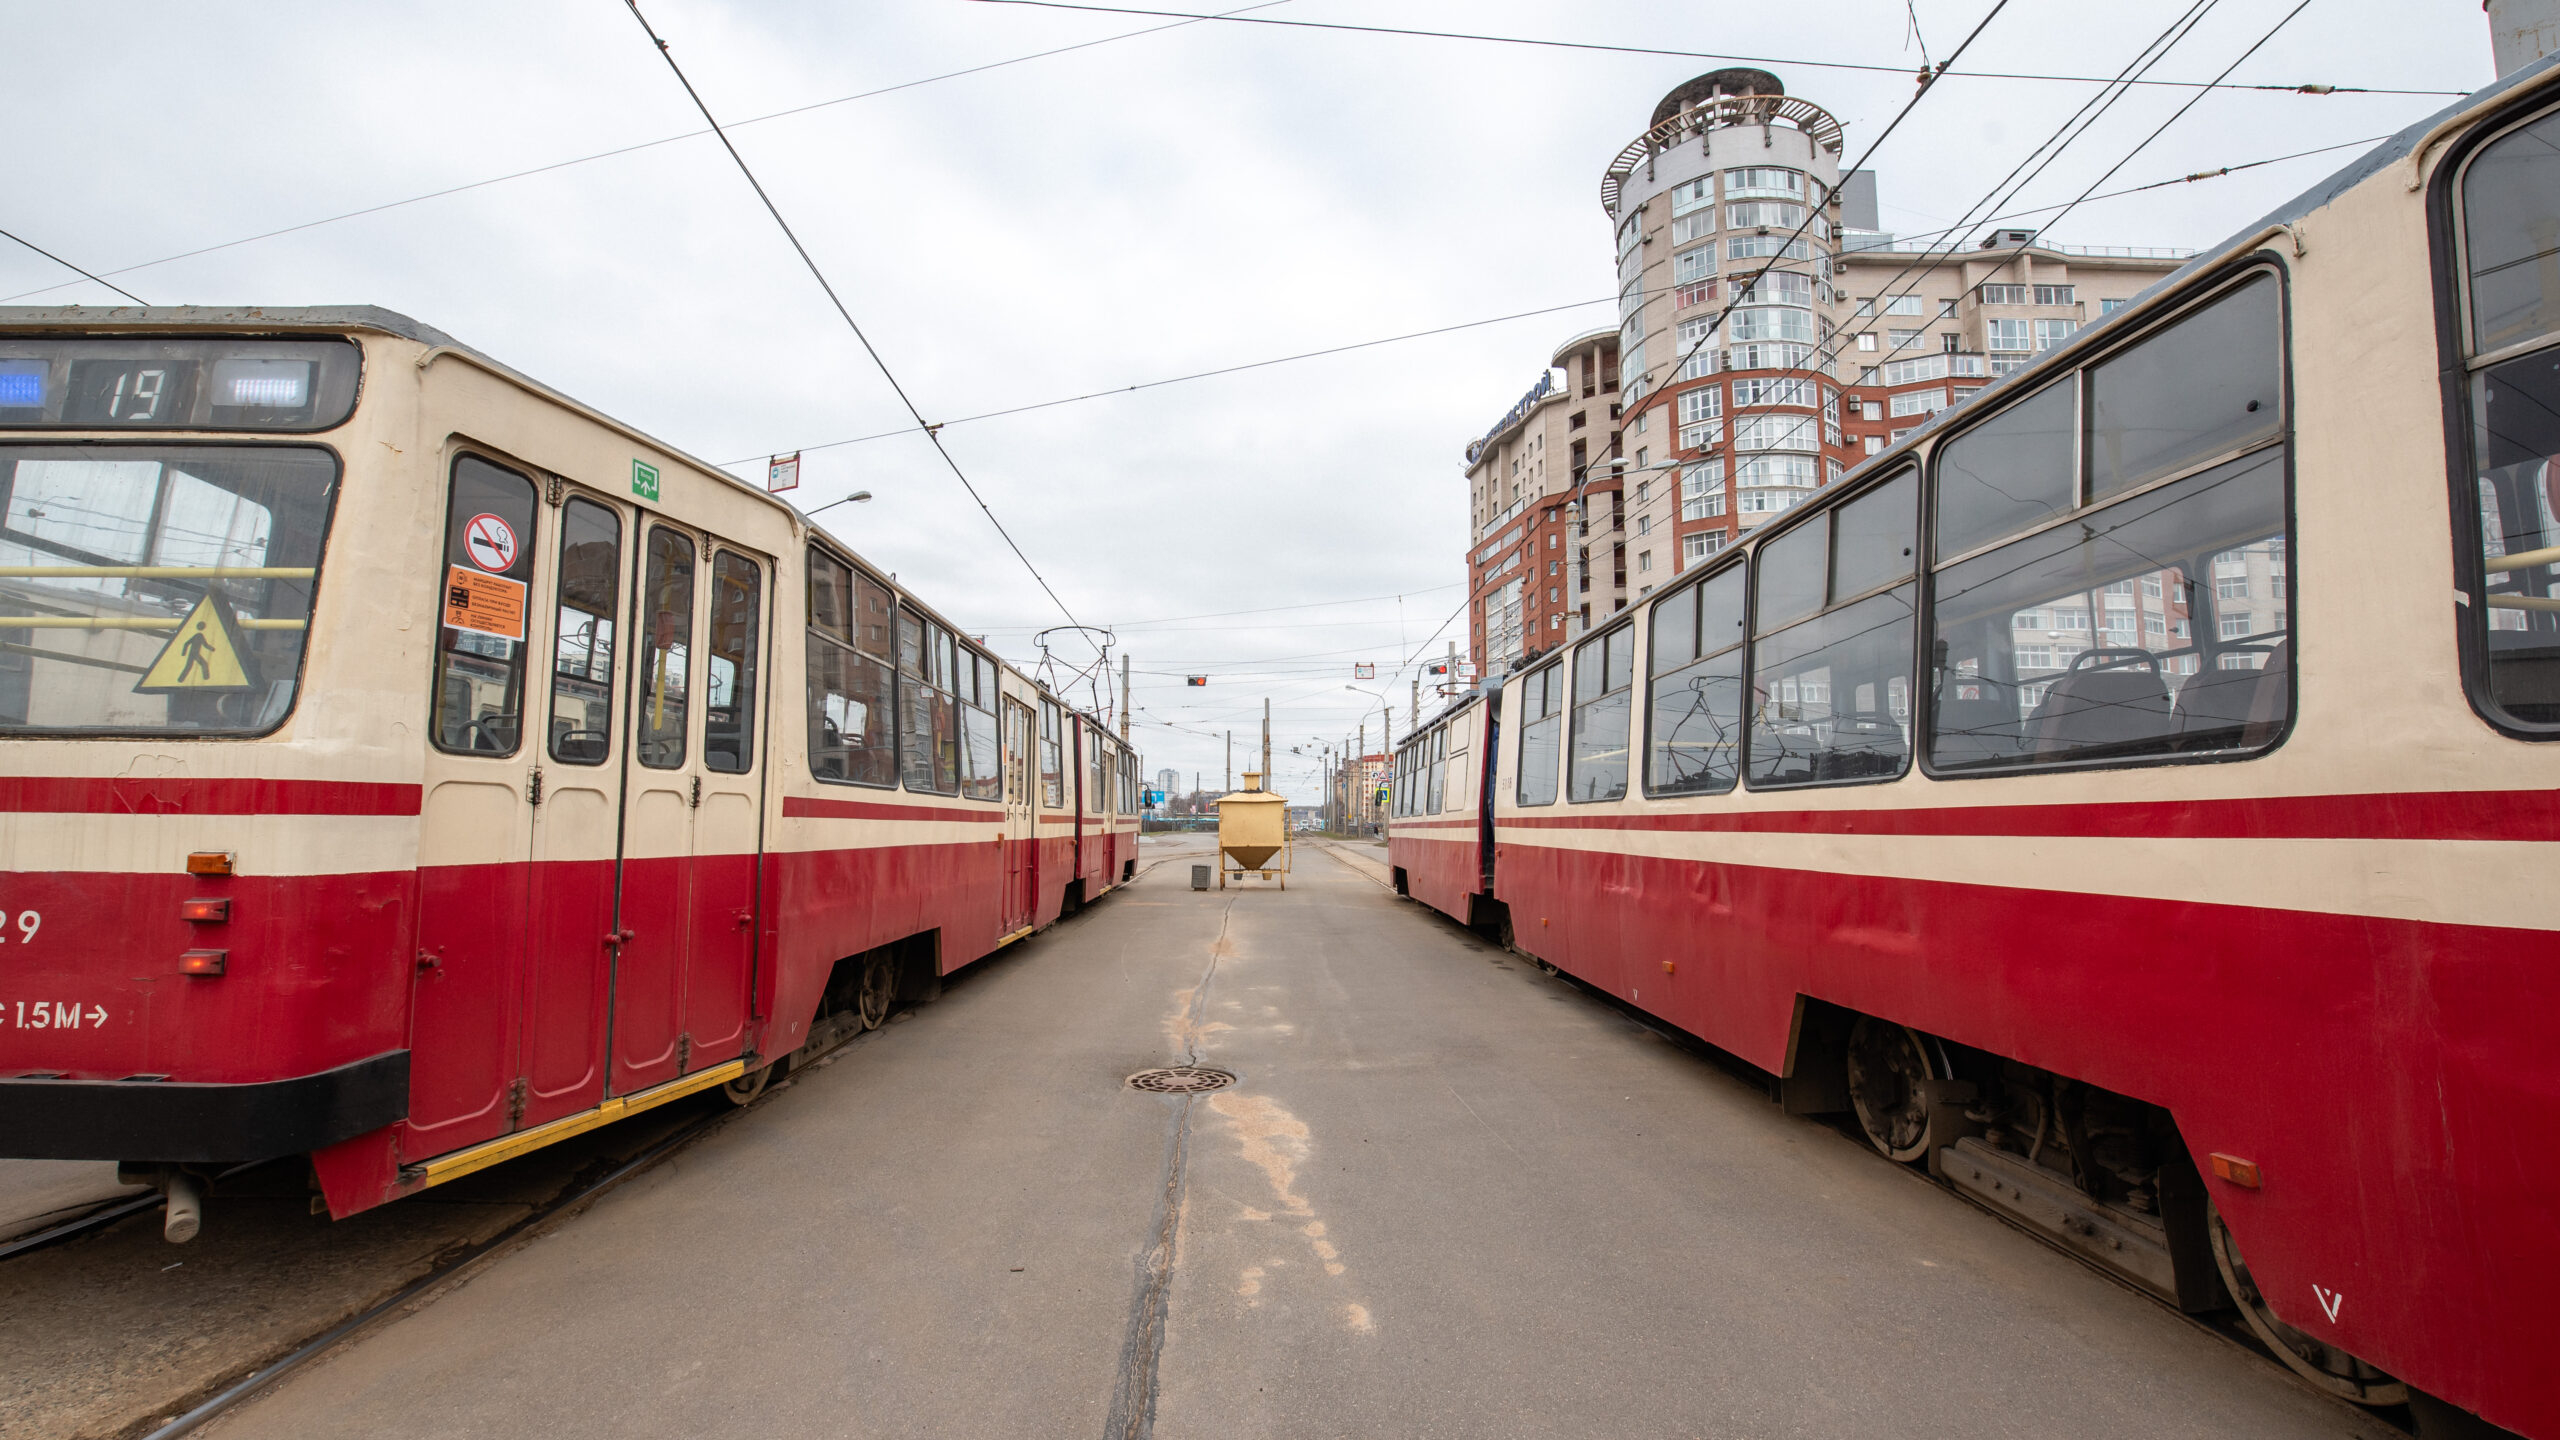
top-left (1126, 1066), bottom-right (1237, 1094)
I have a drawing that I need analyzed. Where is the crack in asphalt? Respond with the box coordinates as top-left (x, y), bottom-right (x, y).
top-left (1102, 894), bottom-right (1237, 1440)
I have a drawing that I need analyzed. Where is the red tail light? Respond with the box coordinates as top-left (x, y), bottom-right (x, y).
top-left (178, 950), bottom-right (227, 976)
top-left (179, 898), bottom-right (231, 923)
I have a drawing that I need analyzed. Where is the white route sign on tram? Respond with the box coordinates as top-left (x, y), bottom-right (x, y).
top-left (462, 512), bottom-right (517, 573)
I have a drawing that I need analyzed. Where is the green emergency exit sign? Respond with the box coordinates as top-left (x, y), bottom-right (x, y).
top-left (632, 459), bottom-right (661, 501)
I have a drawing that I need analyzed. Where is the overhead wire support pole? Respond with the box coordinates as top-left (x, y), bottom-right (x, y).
top-left (619, 0), bottom-right (1090, 645)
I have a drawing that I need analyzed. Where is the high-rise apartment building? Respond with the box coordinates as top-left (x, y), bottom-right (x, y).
top-left (1460, 70), bottom-right (2199, 672)
top-left (1462, 331), bottom-right (1622, 674)
top-left (1606, 70), bottom-right (2193, 598)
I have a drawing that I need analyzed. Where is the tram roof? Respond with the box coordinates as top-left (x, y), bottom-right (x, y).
top-left (0, 303), bottom-right (1120, 735)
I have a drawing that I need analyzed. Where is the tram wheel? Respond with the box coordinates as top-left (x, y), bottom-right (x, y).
top-left (723, 1060), bottom-right (777, 1106)
top-left (2207, 1203), bottom-right (2408, 1406)
top-left (856, 952), bottom-right (898, 1031)
top-left (1845, 1017), bottom-right (1944, 1164)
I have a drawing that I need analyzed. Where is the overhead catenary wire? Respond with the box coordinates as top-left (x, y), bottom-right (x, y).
top-left (0, 226), bottom-right (146, 306)
top-left (619, 0), bottom-right (1089, 646)
top-left (0, 1), bottom-right (1293, 306)
top-left (967, 0), bottom-right (2465, 97)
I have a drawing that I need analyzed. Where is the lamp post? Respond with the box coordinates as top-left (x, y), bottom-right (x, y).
top-left (1345, 684), bottom-right (1391, 834)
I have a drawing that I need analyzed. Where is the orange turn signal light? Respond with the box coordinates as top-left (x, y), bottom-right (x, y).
top-left (178, 949), bottom-right (227, 976)
top-left (2209, 1153), bottom-right (2262, 1189)
top-left (186, 852), bottom-right (234, 876)
top-left (179, 898), bottom-right (231, 923)
top-left (1662, 960), bottom-right (1677, 975)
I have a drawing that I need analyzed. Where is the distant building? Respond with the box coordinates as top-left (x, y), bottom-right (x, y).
top-left (1459, 69), bottom-right (2196, 656)
top-left (1462, 331), bottom-right (1625, 675)
top-left (1154, 767), bottom-right (1181, 804)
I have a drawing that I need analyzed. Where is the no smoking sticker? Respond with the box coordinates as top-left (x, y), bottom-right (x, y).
top-left (462, 513), bottom-right (518, 573)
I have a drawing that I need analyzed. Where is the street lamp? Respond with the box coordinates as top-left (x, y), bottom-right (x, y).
top-left (1346, 684), bottom-right (1392, 835)
top-left (804, 489), bottom-right (873, 520)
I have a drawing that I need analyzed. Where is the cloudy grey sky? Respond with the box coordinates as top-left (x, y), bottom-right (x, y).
top-left (0, 1), bottom-right (2493, 798)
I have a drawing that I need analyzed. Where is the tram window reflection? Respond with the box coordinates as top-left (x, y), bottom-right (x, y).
top-left (1647, 563), bottom-right (1745, 796)
top-left (806, 548), bottom-right (896, 787)
top-left (1927, 447), bottom-right (2289, 772)
top-left (547, 498), bottom-right (618, 764)
top-left (958, 644), bottom-right (1001, 801)
top-left (432, 456), bottom-right (538, 757)
top-left (2463, 107), bottom-right (2560, 355)
top-left (1569, 623), bottom-right (1634, 802)
top-left (635, 527), bottom-right (694, 770)
top-left (1039, 699), bottom-right (1065, 806)
top-left (1748, 470), bottom-right (1918, 789)
top-left (703, 551), bottom-right (760, 773)
top-left (1936, 379), bottom-right (2074, 561)
top-left (2468, 350), bottom-right (2560, 723)
top-left (2085, 275), bottom-right (2280, 501)
top-left (1514, 662), bottom-right (1562, 806)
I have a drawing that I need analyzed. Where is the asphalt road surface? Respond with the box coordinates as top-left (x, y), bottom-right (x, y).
top-left (180, 834), bottom-right (2389, 1440)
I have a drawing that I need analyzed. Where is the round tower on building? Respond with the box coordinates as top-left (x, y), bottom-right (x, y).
top-left (1602, 71), bottom-right (1859, 584)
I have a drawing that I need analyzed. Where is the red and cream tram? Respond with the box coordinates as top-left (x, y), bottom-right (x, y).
top-left (0, 304), bottom-right (1141, 1230)
top-left (1394, 61), bottom-right (2560, 1439)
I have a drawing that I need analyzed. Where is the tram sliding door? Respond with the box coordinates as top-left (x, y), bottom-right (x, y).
top-left (610, 524), bottom-right (767, 1095)
top-left (1001, 696), bottom-right (1037, 934)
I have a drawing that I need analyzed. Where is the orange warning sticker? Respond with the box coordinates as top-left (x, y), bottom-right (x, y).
top-left (443, 565), bottom-right (527, 641)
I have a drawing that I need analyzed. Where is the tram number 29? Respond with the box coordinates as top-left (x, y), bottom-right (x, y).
top-left (0, 912), bottom-right (41, 944)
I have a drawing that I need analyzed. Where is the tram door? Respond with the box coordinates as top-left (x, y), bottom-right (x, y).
top-left (609, 526), bottom-right (768, 1096)
top-left (1001, 697), bottom-right (1037, 934)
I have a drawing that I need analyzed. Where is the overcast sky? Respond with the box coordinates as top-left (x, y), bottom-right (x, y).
top-left (1, 1), bottom-right (2494, 799)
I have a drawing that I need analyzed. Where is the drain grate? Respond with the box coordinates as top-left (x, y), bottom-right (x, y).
top-left (1126, 1066), bottom-right (1237, 1094)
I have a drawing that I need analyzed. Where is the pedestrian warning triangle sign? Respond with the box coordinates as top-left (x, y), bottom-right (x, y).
top-left (136, 593), bottom-right (258, 694)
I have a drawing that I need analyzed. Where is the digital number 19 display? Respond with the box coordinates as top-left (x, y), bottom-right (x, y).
top-left (64, 358), bottom-right (197, 423)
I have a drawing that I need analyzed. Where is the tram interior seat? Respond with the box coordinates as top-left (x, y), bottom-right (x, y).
top-left (2026, 648), bottom-right (2172, 759)
top-left (1932, 677), bottom-right (2024, 766)
top-left (2171, 639), bottom-right (2289, 750)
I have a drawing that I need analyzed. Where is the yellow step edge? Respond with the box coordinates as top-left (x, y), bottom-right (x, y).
top-left (992, 924), bottom-right (1036, 950)
top-left (414, 1059), bottom-right (747, 1189)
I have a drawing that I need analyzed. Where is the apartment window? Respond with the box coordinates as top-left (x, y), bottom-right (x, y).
top-left (1727, 341), bottom-right (1815, 371)
top-left (1857, 333), bottom-right (1878, 351)
top-left (1635, 485), bottom-right (1651, 507)
top-left (1678, 348), bottom-right (1721, 381)
top-left (1725, 201), bottom-right (1806, 231)
top-left (1734, 413), bottom-right (1819, 452)
top-left (1674, 246), bottom-right (1715, 284)
top-left (1732, 376), bottom-right (1816, 407)
top-left (1677, 315), bottom-right (1718, 351)
top-left (1886, 295), bottom-right (1925, 316)
top-left (1940, 300), bottom-right (1960, 319)
top-left (1681, 460), bottom-right (1727, 520)
top-left (1863, 436), bottom-right (1884, 454)
top-left (1736, 454), bottom-right (1820, 488)
top-left (1727, 234), bottom-right (1812, 261)
top-left (2101, 298), bottom-right (2130, 315)
top-left (1669, 177), bottom-right (1714, 216)
top-left (1987, 319), bottom-right (2033, 352)
top-left (2034, 319), bottom-right (2078, 351)
top-left (1861, 402), bottom-right (1883, 421)
top-left (1616, 211), bottom-right (1642, 259)
top-left (1681, 532), bottom-right (1724, 564)
top-left (1723, 167), bottom-right (1805, 199)
top-left (1989, 355), bottom-right (2032, 376)
top-left (1728, 307), bottom-right (1817, 344)
top-left (1672, 210), bottom-right (1716, 245)
top-left (2034, 285), bottom-right (2076, 306)
top-left (2216, 574), bottom-right (2250, 600)
top-left (1889, 388), bottom-right (1948, 418)
top-left (1737, 270), bottom-right (1815, 306)
top-left (1639, 549), bottom-right (1654, 570)
top-left (1981, 284), bottom-right (2029, 305)
top-left (1678, 384), bottom-right (1724, 426)
top-left (1675, 279), bottom-right (1717, 309)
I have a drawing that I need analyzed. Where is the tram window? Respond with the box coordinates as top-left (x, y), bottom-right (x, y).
top-left (0, 444), bottom-right (335, 736)
top-left (1039, 699), bottom-right (1065, 806)
top-left (1515, 663), bottom-right (1563, 806)
top-left (547, 498), bottom-right (619, 765)
top-left (958, 644), bottom-right (1001, 801)
top-left (1748, 472), bottom-right (1917, 788)
top-left (2464, 350), bottom-right (2560, 724)
top-left (703, 551), bottom-right (760, 773)
top-left (1927, 447), bottom-right (2288, 771)
top-left (430, 456), bottom-right (539, 756)
top-left (1935, 379), bottom-right (2074, 561)
top-left (1090, 731), bottom-right (1109, 811)
top-left (1427, 726), bottom-right (1447, 813)
top-left (896, 606), bottom-right (958, 795)
top-left (1647, 563), bottom-right (1747, 796)
top-left (635, 526), bottom-right (694, 770)
top-left (2084, 275), bottom-right (2280, 500)
top-left (1568, 623), bottom-right (1634, 802)
top-left (2463, 108), bottom-right (2560, 354)
top-left (1755, 517), bottom-right (1827, 632)
top-left (806, 548), bottom-right (896, 787)
top-left (1446, 724), bottom-right (1470, 812)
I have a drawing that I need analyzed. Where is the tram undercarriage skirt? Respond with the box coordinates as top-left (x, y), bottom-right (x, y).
top-left (0, 1050), bottom-right (409, 1163)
